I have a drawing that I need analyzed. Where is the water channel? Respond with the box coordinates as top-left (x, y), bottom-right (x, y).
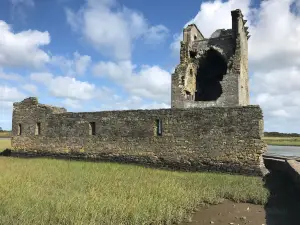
top-left (267, 145), bottom-right (300, 157)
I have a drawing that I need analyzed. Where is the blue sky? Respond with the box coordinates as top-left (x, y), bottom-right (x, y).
top-left (1, 0), bottom-right (300, 133)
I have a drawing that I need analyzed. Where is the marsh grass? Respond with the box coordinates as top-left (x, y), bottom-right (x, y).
top-left (0, 157), bottom-right (269, 225)
top-left (263, 137), bottom-right (300, 146)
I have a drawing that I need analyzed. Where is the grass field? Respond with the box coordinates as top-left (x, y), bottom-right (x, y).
top-left (0, 131), bottom-right (11, 138)
top-left (0, 139), bottom-right (10, 152)
top-left (263, 137), bottom-right (300, 146)
top-left (0, 139), bottom-right (269, 225)
top-left (0, 158), bottom-right (268, 225)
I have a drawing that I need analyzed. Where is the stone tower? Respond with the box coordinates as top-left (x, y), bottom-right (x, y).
top-left (171, 9), bottom-right (250, 108)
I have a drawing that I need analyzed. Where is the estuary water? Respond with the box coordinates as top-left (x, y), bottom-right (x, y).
top-left (267, 145), bottom-right (300, 157)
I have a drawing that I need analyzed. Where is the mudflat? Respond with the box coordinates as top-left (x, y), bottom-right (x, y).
top-left (183, 172), bottom-right (300, 225)
top-left (182, 200), bottom-right (265, 225)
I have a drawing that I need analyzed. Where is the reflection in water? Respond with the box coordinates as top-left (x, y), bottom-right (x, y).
top-left (267, 145), bottom-right (300, 157)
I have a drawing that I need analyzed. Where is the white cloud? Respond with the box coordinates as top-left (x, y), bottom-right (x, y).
top-left (0, 20), bottom-right (50, 68)
top-left (30, 72), bottom-right (53, 84)
top-left (96, 95), bottom-right (170, 111)
top-left (143, 25), bottom-right (169, 44)
top-left (51, 52), bottom-right (91, 76)
top-left (22, 84), bottom-right (38, 94)
top-left (62, 98), bottom-right (82, 109)
top-left (93, 60), bottom-right (171, 102)
top-left (248, 0), bottom-right (300, 72)
top-left (30, 73), bottom-right (96, 100)
top-left (74, 52), bottom-right (91, 75)
top-left (170, 0), bottom-right (251, 55)
top-left (0, 85), bottom-right (28, 130)
top-left (249, 0), bottom-right (300, 132)
top-left (170, 33), bottom-right (181, 57)
top-left (0, 85), bottom-right (26, 102)
top-left (0, 68), bottom-right (23, 81)
top-left (65, 0), bottom-right (169, 60)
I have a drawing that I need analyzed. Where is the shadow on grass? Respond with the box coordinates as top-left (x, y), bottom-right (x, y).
top-left (0, 149), bottom-right (11, 156)
top-left (264, 171), bottom-right (300, 225)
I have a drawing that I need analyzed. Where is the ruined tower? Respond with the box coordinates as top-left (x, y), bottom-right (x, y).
top-left (171, 9), bottom-right (250, 108)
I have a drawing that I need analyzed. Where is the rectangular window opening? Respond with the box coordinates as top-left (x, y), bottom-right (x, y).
top-left (18, 124), bottom-right (22, 136)
top-left (89, 122), bottom-right (96, 135)
top-left (156, 119), bottom-right (162, 136)
top-left (35, 122), bottom-right (41, 135)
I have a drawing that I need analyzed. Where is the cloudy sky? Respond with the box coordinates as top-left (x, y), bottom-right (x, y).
top-left (0, 0), bottom-right (299, 133)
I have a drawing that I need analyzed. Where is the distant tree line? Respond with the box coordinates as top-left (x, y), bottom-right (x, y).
top-left (0, 127), bottom-right (11, 132)
top-left (264, 132), bottom-right (300, 137)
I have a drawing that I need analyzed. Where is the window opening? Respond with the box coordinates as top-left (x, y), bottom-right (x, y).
top-left (181, 76), bottom-right (185, 85)
top-left (17, 124), bottom-right (22, 136)
top-left (156, 119), bottom-right (162, 136)
top-left (35, 122), bottom-right (41, 135)
top-left (89, 122), bottom-right (96, 135)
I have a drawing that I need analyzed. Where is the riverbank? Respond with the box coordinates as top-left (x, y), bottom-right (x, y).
top-left (184, 172), bottom-right (300, 225)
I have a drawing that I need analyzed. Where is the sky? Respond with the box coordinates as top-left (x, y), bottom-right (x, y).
top-left (0, 0), bottom-right (300, 133)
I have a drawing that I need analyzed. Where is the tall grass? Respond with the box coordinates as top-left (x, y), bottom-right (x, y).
top-left (0, 157), bottom-right (269, 225)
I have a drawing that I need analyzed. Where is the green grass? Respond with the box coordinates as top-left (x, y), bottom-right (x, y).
top-left (263, 137), bottom-right (300, 146)
top-left (0, 157), bottom-right (269, 225)
top-left (0, 139), bottom-right (11, 152)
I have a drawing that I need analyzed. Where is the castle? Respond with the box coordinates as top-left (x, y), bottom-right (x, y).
top-left (11, 9), bottom-right (266, 176)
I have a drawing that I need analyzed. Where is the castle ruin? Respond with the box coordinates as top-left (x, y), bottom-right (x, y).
top-left (172, 9), bottom-right (249, 108)
top-left (11, 9), bottom-right (266, 176)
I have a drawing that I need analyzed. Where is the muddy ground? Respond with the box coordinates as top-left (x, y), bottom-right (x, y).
top-left (182, 172), bottom-right (300, 225)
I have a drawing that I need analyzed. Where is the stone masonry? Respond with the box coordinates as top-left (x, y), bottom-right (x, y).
top-left (10, 9), bottom-right (266, 176)
top-left (172, 9), bottom-right (250, 108)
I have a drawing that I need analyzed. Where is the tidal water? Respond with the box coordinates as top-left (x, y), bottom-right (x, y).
top-left (267, 145), bottom-right (300, 157)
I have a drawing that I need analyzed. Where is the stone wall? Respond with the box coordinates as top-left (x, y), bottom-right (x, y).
top-left (11, 97), bottom-right (267, 176)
